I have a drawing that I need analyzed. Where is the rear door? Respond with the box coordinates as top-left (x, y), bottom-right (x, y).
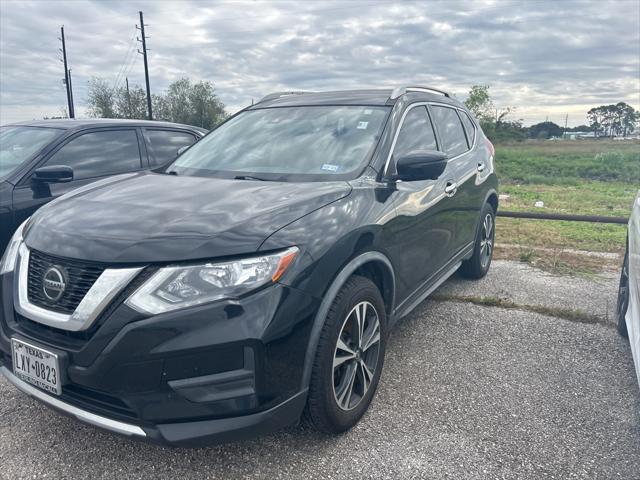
top-left (12, 128), bottom-right (144, 227)
top-left (428, 104), bottom-right (479, 253)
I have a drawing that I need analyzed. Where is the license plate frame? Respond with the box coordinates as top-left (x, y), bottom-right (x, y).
top-left (11, 338), bottom-right (62, 396)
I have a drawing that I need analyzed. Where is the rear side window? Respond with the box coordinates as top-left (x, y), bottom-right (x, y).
top-left (460, 112), bottom-right (476, 147)
top-left (145, 129), bottom-right (197, 167)
top-left (430, 106), bottom-right (468, 157)
top-left (394, 106), bottom-right (437, 160)
top-left (44, 129), bottom-right (142, 180)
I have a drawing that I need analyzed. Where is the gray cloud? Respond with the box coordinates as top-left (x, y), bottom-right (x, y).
top-left (1, 0), bottom-right (638, 126)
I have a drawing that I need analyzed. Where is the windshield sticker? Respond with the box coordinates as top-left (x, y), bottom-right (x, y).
top-left (357, 121), bottom-right (369, 130)
top-left (321, 164), bottom-right (339, 172)
top-left (364, 109), bottom-right (373, 115)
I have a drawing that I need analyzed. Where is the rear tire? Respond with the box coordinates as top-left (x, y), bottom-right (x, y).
top-left (617, 247), bottom-right (630, 339)
top-left (305, 275), bottom-right (387, 434)
top-left (459, 202), bottom-right (495, 279)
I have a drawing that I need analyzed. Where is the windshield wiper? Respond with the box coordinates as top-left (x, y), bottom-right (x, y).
top-left (234, 175), bottom-right (268, 181)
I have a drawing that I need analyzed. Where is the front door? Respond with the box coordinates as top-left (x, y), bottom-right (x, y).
top-left (12, 128), bottom-right (144, 228)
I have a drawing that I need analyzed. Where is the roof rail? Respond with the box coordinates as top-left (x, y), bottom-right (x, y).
top-left (389, 86), bottom-right (450, 100)
top-left (257, 91), bottom-right (312, 104)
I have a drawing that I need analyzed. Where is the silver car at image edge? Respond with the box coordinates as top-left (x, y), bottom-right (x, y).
top-left (618, 190), bottom-right (640, 389)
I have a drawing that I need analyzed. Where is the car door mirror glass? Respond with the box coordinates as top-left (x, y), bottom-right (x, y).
top-left (32, 165), bottom-right (74, 183)
top-left (394, 150), bottom-right (448, 181)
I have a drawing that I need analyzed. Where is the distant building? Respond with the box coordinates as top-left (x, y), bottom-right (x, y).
top-left (562, 131), bottom-right (596, 140)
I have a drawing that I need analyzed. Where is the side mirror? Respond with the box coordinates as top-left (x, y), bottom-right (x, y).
top-left (32, 165), bottom-right (74, 183)
top-left (177, 145), bottom-right (190, 156)
top-left (393, 150), bottom-right (448, 181)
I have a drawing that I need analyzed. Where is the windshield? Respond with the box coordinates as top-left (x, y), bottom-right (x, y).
top-left (0, 126), bottom-right (62, 180)
top-left (169, 106), bottom-right (390, 181)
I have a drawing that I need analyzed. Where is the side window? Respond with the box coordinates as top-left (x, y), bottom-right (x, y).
top-left (430, 106), bottom-right (469, 157)
top-left (460, 111), bottom-right (476, 147)
top-left (44, 130), bottom-right (142, 180)
top-left (394, 106), bottom-right (437, 160)
top-left (145, 129), bottom-right (197, 167)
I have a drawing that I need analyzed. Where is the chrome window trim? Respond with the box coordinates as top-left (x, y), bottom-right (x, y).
top-left (13, 244), bottom-right (143, 332)
top-left (383, 102), bottom-right (477, 177)
top-left (0, 367), bottom-right (147, 437)
top-left (458, 110), bottom-right (477, 148)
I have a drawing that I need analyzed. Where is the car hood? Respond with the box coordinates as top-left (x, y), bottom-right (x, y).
top-left (24, 172), bottom-right (351, 263)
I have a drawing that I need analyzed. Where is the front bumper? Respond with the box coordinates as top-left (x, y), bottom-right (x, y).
top-left (0, 366), bottom-right (307, 446)
top-left (0, 268), bottom-right (319, 446)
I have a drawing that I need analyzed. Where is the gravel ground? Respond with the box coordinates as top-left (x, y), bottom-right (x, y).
top-left (1, 261), bottom-right (638, 479)
top-left (438, 260), bottom-right (620, 321)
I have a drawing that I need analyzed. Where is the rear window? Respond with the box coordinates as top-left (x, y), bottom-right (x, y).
top-left (460, 112), bottom-right (476, 147)
top-left (145, 129), bottom-right (197, 167)
top-left (430, 106), bottom-right (469, 157)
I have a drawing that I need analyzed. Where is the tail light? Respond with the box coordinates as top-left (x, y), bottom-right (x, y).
top-left (485, 137), bottom-right (495, 158)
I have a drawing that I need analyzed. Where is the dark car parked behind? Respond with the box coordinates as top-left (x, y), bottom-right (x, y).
top-left (0, 119), bottom-right (206, 252)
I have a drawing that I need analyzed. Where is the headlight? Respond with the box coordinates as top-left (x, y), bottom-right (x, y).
top-left (126, 247), bottom-right (299, 315)
top-left (0, 219), bottom-right (28, 275)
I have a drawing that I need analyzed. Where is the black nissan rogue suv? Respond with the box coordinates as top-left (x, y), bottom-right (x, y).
top-left (0, 87), bottom-right (498, 446)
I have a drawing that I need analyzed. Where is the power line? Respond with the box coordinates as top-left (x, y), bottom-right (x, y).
top-left (112, 28), bottom-right (137, 93)
top-left (114, 43), bottom-right (139, 93)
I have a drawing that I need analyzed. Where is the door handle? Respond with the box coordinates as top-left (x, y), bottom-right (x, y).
top-left (444, 181), bottom-right (457, 196)
top-left (477, 162), bottom-right (486, 172)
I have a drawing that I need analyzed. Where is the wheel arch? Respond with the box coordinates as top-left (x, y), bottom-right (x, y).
top-left (472, 188), bottom-right (499, 241)
top-left (486, 189), bottom-right (499, 213)
top-left (300, 251), bottom-right (396, 390)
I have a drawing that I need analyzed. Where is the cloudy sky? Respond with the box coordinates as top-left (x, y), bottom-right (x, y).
top-left (1, 0), bottom-right (639, 126)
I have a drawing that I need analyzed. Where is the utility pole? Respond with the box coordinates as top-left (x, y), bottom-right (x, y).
top-left (125, 77), bottom-right (132, 118)
top-left (60, 26), bottom-right (75, 118)
top-left (137, 11), bottom-right (152, 120)
top-left (563, 113), bottom-right (568, 138)
top-left (68, 69), bottom-right (75, 116)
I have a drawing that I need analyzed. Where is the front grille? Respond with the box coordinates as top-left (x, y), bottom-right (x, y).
top-left (28, 250), bottom-right (106, 314)
top-left (14, 313), bottom-right (93, 346)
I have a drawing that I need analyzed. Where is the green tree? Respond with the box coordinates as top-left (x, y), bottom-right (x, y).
top-left (114, 84), bottom-right (147, 120)
top-left (529, 121), bottom-right (563, 139)
top-left (154, 78), bottom-right (226, 129)
top-left (86, 78), bottom-right (117, 118)
top-left (587, 103), bottom-right (638, 137)
top-left (464, 85), bottom-right (494, 122)
top-left (464, 85), bottom-right (525, 142)
top-left (617, 102), bottom-right (638, 137)
top-left (86, 77), bottom-right (227, 128)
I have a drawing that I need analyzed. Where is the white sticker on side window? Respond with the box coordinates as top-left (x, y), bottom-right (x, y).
top-left (321, 164), bottom-right (339, 172)
top-left (357, 121), bottom-right (368, 129)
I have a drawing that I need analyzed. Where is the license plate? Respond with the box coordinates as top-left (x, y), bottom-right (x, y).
top-left (11, 338), bottom-right (61, 396)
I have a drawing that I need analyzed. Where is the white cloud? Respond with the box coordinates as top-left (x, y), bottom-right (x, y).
top-left (1, 0), bottom-right (638, 126)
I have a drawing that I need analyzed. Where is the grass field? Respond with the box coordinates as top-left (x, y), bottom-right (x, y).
top-left (494, 139), bottom-right (639, 273)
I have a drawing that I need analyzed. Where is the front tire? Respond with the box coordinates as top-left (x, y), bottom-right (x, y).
top-left (617, 247), bottom-right (630, 339)
top-left (305, 276), bottom-right (386, 433)
top-left (460, 202), bottom-right (496, 279)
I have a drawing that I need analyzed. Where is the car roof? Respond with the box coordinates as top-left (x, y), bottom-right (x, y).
top-left (3, 118), bottom-right (207, 134)
top-left (248, 89), bottom-right (466, 109)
